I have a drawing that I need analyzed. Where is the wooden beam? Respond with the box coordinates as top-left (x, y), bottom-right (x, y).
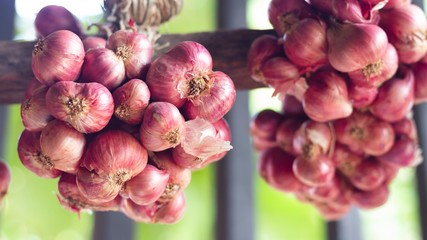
top-left (0, 29), bottom-right (270, 104)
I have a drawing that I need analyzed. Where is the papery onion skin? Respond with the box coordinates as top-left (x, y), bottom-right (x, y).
top-left (180, 118), bottom-right (232, 161)
top-left (139, 102), bottom-right (185, 152)
top-left (379, 4), bottom-right (427, 64)
top-left (45, 81), bottom-right (114, 133)
top-left (383, 0), bottom-right (411, 9)
top-left (283, 18), bottom-right (328, 68)
top-left (34, 5), bottom-right (84, 38)
top-left (40, 119), bottom-right (85, 173)
top-left (171, 144), bottom-right (200, 169)
top-left (17, 130), bottom-right (61, 178)
top-left (80, 48), bottom-right (126, 90)
top-left (176, 117), bottom-right (232, 169)
top-left (302, 70), bottom-right (353, 122)
top-left (292, 120), bottom-right (332, 160)
top-left (360, 0), bottom-right (387, 4)
top-left (21, 85), bottom-right (53, 132)
top-left (58, 173), bottom-right (121, 213)
top-left (146, 41), bottom-right (213, 107)
top-left (106, 30), bottom-right (153, 79)
top-left (338, 0), bottom-right (383, 23)
top-left (247, 34), bottom-right (283, 83)
top-left (81, 130), bottom-right (147, 177)
top-left (370, 68), bottom-right (414, 123)
top-left (183, 71), bottom-right (236, 123)
top-left (113, 79), bottom-right (150, 125)
top-left (173, 118), bottom-right (232, 169)
top-left (203, 118), bottom-right (233, 164)
top-left (32, 30), bottom-right (85, 86)
top-left (287, 77), bottom-right (309, 102)
top-left (327, 22), bottom-right (388, 73)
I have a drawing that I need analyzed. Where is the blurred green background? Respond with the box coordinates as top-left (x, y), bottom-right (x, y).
top-left (0, 0), bottom-right (422, 239)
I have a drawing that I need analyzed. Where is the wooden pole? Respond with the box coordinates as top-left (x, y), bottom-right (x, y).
top-left (215, 0), bottom-right (254, 240)
top-left (0, 29), bottom-right (271, 104)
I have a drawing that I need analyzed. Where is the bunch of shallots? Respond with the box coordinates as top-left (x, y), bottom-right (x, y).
top-left (249, 0), bottom-right (426, 220)
top-left (18, 5), bottom-right (234, 224)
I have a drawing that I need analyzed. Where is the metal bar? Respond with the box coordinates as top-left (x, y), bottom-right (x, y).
top-left (327, 207), bottom-right (362, 240)
top-left (215, 1), bottom-right (254, 240)
top-left (92, 212), bottom-right (135, 240)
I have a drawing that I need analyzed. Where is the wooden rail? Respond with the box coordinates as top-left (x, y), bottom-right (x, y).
top-left (0, 29), bottom-right (270, 104)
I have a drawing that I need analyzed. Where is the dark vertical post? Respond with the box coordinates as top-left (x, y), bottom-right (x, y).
top-left (327, 207), bottom-right (362, 240)
top-left (215, 1), bottom-right (254, 240)
top-left (0, 0), bottom-right (15, 41)
top-left (0, 0), bottom-right (15, 156)
top-left (411, 0), bottom-right (427, 239)
top-left (92, 212), bottom-right (134, 240)
top-left (414, 104), bottom-right (427, 240)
